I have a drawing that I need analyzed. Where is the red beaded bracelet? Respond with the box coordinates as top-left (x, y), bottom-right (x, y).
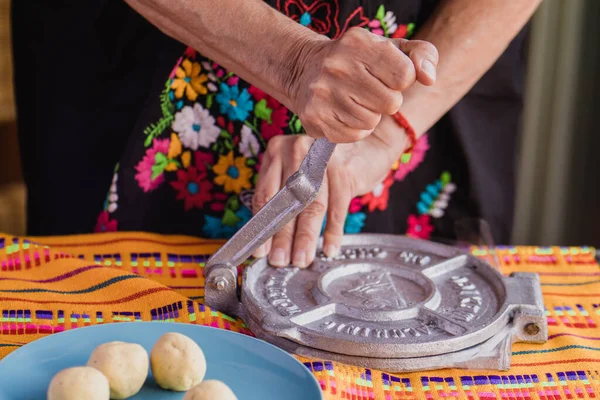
top-left (392, 112), bottom-right (417, 153)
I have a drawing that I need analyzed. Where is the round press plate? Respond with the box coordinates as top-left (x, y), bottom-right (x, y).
top-left (241, 234), bottom-right (512, 358)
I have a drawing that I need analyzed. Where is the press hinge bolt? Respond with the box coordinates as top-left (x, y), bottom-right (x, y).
top-left (213, 277), bottom-right (228, 291)
top-left (524, 322), bottom-right (540, 336)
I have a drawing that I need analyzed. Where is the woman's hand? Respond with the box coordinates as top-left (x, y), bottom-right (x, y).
top-left (289, 30), bottom-right (438, 143)
top-left (252, 126), bottom-right (405, 268)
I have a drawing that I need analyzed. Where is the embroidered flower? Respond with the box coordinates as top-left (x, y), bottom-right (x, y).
top-left (170, 167), bottom-right (214, 211)
top-left (360, 173), bottom-right (394, 212)
top-left (384, 11), bottom-right (398, 35)
top-left (239, 125), bottom-right (261, 158)
top-left (349, 197), bottom-right (362, 213)
top-left (202, 205), bottom-right (252, 239)
top-left (213, 151), bottom-right (253, 194)
top-left (368, 19), bottom-right (384, 36)
top-left (215, 83), bottom-right (253, 121)
top-left (95, 211), bottom-right (118, 233)
top-left (171, 59), bottom-right (208, 101)
top-left (135, 138), bottom-right (170, 192)
top-left (248, 86), bottom-right (289, 141)
top-left (393, 134), bottom-right (430, 181)
top-left (278, 0), bottom-right (340, 37)
top-left (194, 150), bottom-right (214, 173)
top-left (345, 212), bottom-right (367, 234)
top-left (406, 214), bottom-right (434, 240)
top-left (172, 104), bottom-right (221, 150)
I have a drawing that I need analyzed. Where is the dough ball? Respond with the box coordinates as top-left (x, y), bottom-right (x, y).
top-left (183, 380), bottom-right (237, 400)
top-left (150, 332), bottom-right (207, 391)
top-left (47, 366), bottom-right (110, 400)
top-left (87, 341), bottom-right (149, 399)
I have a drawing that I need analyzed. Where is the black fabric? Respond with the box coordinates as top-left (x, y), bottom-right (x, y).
top-left (12, 1), bottom-right (528, 244)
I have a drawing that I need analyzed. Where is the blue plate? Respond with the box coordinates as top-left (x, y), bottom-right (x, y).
top-left (0, 322), bottom-right (323, 400)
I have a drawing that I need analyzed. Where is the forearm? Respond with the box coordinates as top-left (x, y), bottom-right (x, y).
top-left (375, 0), bottom-right (542, 156)
top-left (124, 0), bottom-right (325, 111)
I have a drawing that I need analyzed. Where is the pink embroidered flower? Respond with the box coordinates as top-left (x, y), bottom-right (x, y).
top-left (348, 197), bottom-right (362, 213)
top-left (135, 138), bottom-right (170, 192)
top-left (393, 133), bottom-right (430, 182)
top-left (227, 76), bottom-right (240, 86)
top-left (406, 214), bottom-right (434, 240)
top-left (360, 173), bottom-right (394, 212)
top-left (95, 211), bottom-right (118, 233)
top-left (170, 167), bottom-right (214, 211)
top-left (368, 19), bottom-right (384, 36)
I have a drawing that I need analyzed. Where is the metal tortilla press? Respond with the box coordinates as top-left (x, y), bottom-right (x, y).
top-left (204, 138), bottom-right (548, 372)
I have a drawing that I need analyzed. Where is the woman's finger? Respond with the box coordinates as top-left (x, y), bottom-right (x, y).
top-left (394, 38), bottom-right (439, 85)
top-left (291, 175), bottom-right (329, 268)
top-left (268, 137), bottom-right (312, 267)
top-left (322, 166), bottom-right (352, 257)
top-left (252, 146), bottom-right (281, 259)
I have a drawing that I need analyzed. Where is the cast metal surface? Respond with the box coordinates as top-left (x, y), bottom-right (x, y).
top-left (241, 235), bottom-right (547, 360)
top-left (204, 138), bottom-right (336, 315)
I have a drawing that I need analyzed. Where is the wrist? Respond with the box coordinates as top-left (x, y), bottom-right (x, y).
top-left (278, 29), bottom-right (330, 113)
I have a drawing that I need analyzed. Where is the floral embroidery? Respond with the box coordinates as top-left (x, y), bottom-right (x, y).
top-left (415, 171), bottom-right (456, 218)
top-left (172, 103), bottom-right (221, 150)
top-left (215, 83), bottom-right (254, 121)
top-left (101, 6), bottom-right (429, 238)
top-left (135, 138), bottom-right (170, 192)
top-left (213, 152), bottom-right (253, 194)
top-left (393, 133), bottom-right (430, 181)
top-left (170, 167), bottom-right (214, 211)
top-left (95, 211), bottom-right (118, 233)
top-left (406, 214), bottom-right (433, 239)
top-left (277, 0), bottom-right (340, 37)
top-left (171, 59), bottom-right (208, 101)
top-left (360, 172), bottom-right (394, 212)
top-left (239, 125), bottom-right (260, 158)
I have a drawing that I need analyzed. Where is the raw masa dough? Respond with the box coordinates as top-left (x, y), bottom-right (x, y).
top-left (87, 341), bottom-right (149, 399)
top-left (151, 332), bottom-right (207, 391)
top-left (47, 366), bottom-right (110, 400)
top-left (183, 380), bottom-right (238, 400)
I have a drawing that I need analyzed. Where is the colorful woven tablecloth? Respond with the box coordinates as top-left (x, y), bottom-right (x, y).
top-left (0, 232), bottom-right (599, 399)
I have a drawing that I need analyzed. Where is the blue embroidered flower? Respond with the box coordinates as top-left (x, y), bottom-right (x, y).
top-left (234, 205), bottom-right (253, 230)
top-left (215, 83), bottom-right (253, 121)
top-left (202, 215), bottom-right (236, 239)
top-left (344, 212), bottom-right (366, 234)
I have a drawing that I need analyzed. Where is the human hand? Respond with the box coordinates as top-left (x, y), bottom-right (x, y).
top-left (287, 28), bottom-right (438, 143)
top-left (252, 130), bottom-right (403, 268)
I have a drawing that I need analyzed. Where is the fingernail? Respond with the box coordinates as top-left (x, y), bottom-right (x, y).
top-left (324, 245), bottom-right (338, 258)
top-left (421, 59), bottom-right (436, 82)
top-left (253, 245), bottom-right (267, 259)
top-left (292, 250), bottom-right (307, 268)
top-left (269, 248), bottom-right (287, 267)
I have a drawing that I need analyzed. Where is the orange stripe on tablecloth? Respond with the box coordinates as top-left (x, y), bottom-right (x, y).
top-left (0, 286), bottom-right (173, 305)
top-left (542, 292), bottom-right (600, 297)
top-left (28, 237), bottom-right (224, 248)
top-left (512, 358), bottom-right (600, 367)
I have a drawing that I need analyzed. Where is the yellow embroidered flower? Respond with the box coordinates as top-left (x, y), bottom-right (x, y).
top-left (171, 59), bottom-right (208, 101)
top-left (181, 151), bottom-right (191, 168)
top-left (213, 152), bottom-right (252, 194)
top-left (168, 133), bottom-right (182, 159)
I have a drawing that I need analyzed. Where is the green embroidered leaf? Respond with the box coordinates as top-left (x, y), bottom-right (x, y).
top-left (247, 158), bottom-right (257, 166)
top-left (144, 134), bottom-right (154, 147)
top-left (254, 99), bottom-right (273, 122)
top-left (224, 140), bottom-right (233, 150)
top-left (222, 208), bottom-right (241, 227)
top-left (225, 196), bottom-right (241, 212)
top-left (206, 94), bottom-right (214, 109)
top-left (407, 23), bottom-right (415, 38)
top-left (220, 130), bottom-right (231, 139)
top-left (376, 5), bottom-right (385, 20)
top-left (151, 153), bottom-right (168, 180)
top-left (440, 171), bottom-right (452, 185)
top-left (294, 118), bottom-right (303, 133)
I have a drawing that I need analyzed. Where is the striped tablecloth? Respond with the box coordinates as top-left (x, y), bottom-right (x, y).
top-left (0, 232), bottom-right (599, 399)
